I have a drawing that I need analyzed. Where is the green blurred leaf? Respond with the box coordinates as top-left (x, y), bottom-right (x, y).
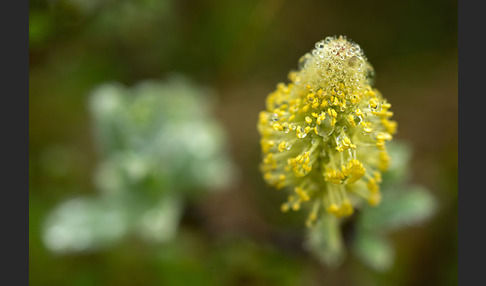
top-left (88, 76), bottom-right (235, 194)
top-left (353, 233), bottom-right (394, 272)
top-left (360, 185), bottom-right (436, 231)
top-left (43, 194), bottom-right (183, 253)
top-left (381, 141), bottom-right (413, 187)
top-left (42, 197), bottom-right (130, 253)
top-left (305, 215), bottom-right (345, 267)
top-left (136, 195), bottom-right (183, 243)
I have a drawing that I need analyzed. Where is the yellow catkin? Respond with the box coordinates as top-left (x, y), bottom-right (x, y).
top-left (257, 36), bottom-right (396, 224)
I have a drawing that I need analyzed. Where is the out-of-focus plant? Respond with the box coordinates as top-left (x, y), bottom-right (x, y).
top-left (42, 75), bottom-right (235, 253)
top-left (306, 141), bottom-right (436, 270)
top-left (257, 36), bottom-right (436, 270)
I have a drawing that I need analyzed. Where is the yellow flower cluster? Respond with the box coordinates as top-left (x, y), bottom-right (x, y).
top-left (257, 36), bottom-right (397, 227)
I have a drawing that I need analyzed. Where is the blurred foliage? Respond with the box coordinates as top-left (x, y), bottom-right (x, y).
top-left (30, 0), bottom-right (457, 285)
top-left (42, 76), bottom-right (235, 254)
top-left (306, 142), bottom-right (437, 271)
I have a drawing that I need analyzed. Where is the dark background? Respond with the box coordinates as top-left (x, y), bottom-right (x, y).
top-left (29, 0), bottom-right (457, 285)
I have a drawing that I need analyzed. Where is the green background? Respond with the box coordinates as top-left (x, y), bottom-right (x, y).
top-left (29, 0), bottom-right (457, 285)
